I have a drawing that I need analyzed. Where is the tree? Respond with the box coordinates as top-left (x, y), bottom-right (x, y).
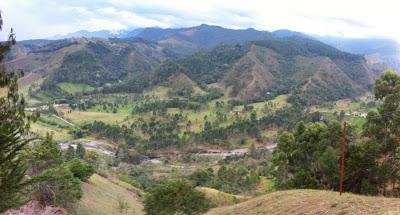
top-left (65, 145), bottom-right (76, 161)
top-left (271, 121), bottom-right (343, 190)
top-left (27, 135), bottom-right (84, 206)
top-left (27, 134), bottom-right (63, 175)
top-left (66, 159), bottom-right (95, 181)
top-left (144, 179), bottom-right (213, 215)
top-left (31, 166), bottom-right (82, 206)
top-left (188, 168), bottom-right (214, 186)
top-left (76, 143), bottom-right (86, 159)
top-left (343, 139), bottom-right (381, 194)
top-left (339, 110), bottom-right (345, 122)
top-left (317, 147), bottom-right (340, 189)
top-left (361, 70), bottom-right (400, 195)
top-left (0, 11), bottom-right (32, 212)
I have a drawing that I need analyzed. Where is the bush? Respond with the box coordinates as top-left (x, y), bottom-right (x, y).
top-left (31, 166), bottom-right (82, 207)
top-left (116, 195), bottom-right (129, 214)
top-left (144, 179), bottom-right (214, 215)
top-left (66, 159), bottom-right (95, 181)
top-left (188, 168), bottom-right (214, 186)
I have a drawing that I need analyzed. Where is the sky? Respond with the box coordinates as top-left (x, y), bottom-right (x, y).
top-left (1, 0), bottom-right (400, 41)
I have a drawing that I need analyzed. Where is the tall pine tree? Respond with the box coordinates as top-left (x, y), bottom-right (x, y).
top-left (76, 143), bottom-right (86, 159)
top-left (0, 11), bottom-right (31, 212)
top-left (65, 145), bottom-right (76, 161)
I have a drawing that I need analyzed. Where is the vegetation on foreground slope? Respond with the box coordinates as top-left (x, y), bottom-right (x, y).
top-left (206, 189), bottom-right (400, 215)
top-left (70, 174), bottom-right (143, 215)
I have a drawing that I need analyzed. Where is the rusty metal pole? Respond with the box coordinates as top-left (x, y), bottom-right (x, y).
top-left (339, 121), bottom-right (347, 195)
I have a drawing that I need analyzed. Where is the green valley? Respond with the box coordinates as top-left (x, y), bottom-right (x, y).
top-left (2, 6), bottom-right (400, 215)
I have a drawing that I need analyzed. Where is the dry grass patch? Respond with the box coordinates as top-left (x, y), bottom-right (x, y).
top-left (69, 174), bottom-right (144, 215)
top-left (206, 189), bottom-right (400, 215)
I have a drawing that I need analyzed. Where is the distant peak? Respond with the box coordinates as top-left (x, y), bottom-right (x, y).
top-left (195, 24), bottom-right (222, 29)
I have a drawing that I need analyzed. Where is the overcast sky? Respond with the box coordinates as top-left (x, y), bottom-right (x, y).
top-left (1, 0), bottom-right (399, 41)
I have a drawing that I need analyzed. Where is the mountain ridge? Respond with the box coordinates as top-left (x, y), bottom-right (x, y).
top-left (5, 25), bottom-right (374, 105)
top-left (49, 24), bottom-right (399, 73)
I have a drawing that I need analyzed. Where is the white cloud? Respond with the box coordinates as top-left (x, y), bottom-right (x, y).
top-left (1, 0), bottom-right (400, 41)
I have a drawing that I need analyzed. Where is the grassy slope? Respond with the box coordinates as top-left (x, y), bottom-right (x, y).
top-left (30, 122), bottom-right (73, 141)
top-left (30, 114), bottom-right (74, 141)
top-left (197, 187), bottom-right (248, 207)
top-left (235, 95), bottom-right (288, 117)
top-left (206, 189), bottom-right (400, 215)
top-left (70, 174), bottom-right (144, 215)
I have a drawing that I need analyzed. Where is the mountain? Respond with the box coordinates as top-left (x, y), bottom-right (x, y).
top-left (315, 36), bottom-right (400, 74)
top-left (136, 24), bottom-right (272, 48)
top-left (130, 25), bottom-right (400, 73)
top-left (6, 25), bottom-right (373, 105)
top-left (271, 29), bottom-right (306, 38)
top-left (109, 36), bottom-right (372, 105)
top-left (5, 37), bottom-right (174, 89)
top-left (51, 28), bottom-right (145, 40)
top-left (54, 25), bottom-right (275, 56)
top-left (51, 25), bottom-right (400, 75)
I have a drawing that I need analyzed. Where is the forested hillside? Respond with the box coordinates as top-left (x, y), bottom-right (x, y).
top-left (5, 28), bottom-right (373, 105)
top-left (110, 36), bottom-right (371, 104)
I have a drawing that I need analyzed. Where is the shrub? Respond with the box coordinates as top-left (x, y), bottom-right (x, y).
top-left (31, 166), bottom-right (82, 207)
top-left (66, 159), bottom-right (95, 181)
top-left (144, 179), bottom-right (214, 215)
top-left (116, 195), bottom-right (129, 214)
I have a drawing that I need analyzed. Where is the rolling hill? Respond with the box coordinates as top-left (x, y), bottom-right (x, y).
top-left (206, 189), bottom-right (400, 215)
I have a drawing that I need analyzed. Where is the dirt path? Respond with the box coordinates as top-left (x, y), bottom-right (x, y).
top-left (52, 114), bottom-right (74, 126)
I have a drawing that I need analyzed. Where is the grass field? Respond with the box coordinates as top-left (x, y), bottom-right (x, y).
top-left (235, 95), bottom-right (289, 118)
top-left (69, 174), bottom-right (144, 215)
top-left (310, 96), bottom-right (376, 114)
top-left (348, 117), bottom-right (367, 132)
top-left (143, 86), bottom-right (170, 98)
top-left (206, 189), bottom-right (400, 215)
top-left (62, 110), bottom-right (130, 125)
top-left (57, 83), bottom-right (95, 94)
top-left (30, 122), bottom-right (73, 141)
top-left (28, 113), bottom-right (74, 141)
